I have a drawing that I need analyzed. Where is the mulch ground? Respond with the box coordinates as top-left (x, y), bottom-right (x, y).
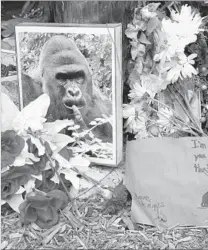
top-left (2, 195), bottom-right (208, 250)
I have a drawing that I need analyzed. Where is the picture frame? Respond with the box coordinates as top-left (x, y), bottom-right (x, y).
top-left (15, 23), bottom-right (123, 167)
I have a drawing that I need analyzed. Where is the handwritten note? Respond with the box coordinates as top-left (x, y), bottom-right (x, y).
top-left (125, 137), bottom-right (208, 228)
top-left (191, 139), bottom-right (208, 176)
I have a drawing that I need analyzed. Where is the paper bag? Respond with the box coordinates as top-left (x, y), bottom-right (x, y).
top-left (125, 137), bottom-right (208, 228)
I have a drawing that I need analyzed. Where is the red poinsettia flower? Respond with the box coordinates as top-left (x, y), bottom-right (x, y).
top-left (1, 130), bottom-right (25, 169)
top-left (19, 190), bottom-right (68, 229)
top-left (1, 165), bottom-right (32, 200)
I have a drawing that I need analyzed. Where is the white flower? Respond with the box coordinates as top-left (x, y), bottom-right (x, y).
top-left (165, 53), bottom-right (198, 83)
top-left (161, 5), bottom-right (203, 54)
top-left (140, 3), bottom-right (160, 20)
top-left (141, 7), bottom-right (157, 20)
top-left (157, 107), bottom-right (174, 128)
top-left (134, 115), bottom-right (149, 139)
top-left (178, 53), bottom-right (198, 78)
top-left (171, 5), bottom-right (202, 28)
top-left (128, 74), bottom-right (161, 101)
top-left (123, 103), bottom-right (148, 137)
top-left (153, 28), bottom-right (175, 64)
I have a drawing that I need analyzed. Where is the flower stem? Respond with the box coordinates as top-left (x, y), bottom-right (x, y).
top-left (37, 136), bottom-right (71, 199)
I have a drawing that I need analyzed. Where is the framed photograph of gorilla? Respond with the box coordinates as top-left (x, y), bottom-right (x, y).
top-left (15, 23), bottom-right (123, 166)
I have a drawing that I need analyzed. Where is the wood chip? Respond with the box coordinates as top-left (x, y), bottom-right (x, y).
top-left (30, 223), bottom-right (42, 231)
top-left (176, 236), bottom-right (192, 244)
top-left (75, 235), bottom-right (87, 249)
top-left (1, 241), bottom-right (8, 250)
top-left (62, 210), bottom-right (83, 229)
top-left (9, 233), bottom-right (22, 239)
top-left (168, 242), bottom-right (176, 249)
top-left (122, 216), bottom-right (135, 230)
top-left (161, 243), bottom-right (169, 250)
top-left (42, 224), bottom-right (63, 245)
top-left (138, 231), bottom-right (149, 241)
top-left (42, 223), bottom-right (64, 238)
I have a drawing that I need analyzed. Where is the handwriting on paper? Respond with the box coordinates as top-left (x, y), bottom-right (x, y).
top-left (191, 139), bottom-right (208, 176)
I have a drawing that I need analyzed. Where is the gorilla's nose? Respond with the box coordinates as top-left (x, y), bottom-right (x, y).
top-left (68, 89), bottom-right (80, 97)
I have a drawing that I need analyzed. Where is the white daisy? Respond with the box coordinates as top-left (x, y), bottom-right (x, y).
top-left (123, 103), bottom-right (148, 137)
top-left (128, 74), bottom-right (161, 101)
top-left (165, 53), bottom-right (198, 83)
top-left (157, 107), bottom-right (174, 128)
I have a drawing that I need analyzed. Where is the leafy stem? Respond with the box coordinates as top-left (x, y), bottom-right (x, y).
top-left (30, 131), bottom-right (72, 199)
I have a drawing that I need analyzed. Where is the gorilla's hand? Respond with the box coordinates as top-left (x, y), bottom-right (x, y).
top-left (72, 105), bottom-right (87, 130)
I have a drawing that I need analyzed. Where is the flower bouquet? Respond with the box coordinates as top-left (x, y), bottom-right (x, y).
top-left (1, 93), bottom-right (91, 229)
top-left (124, 3), bottom-right (208, 228)
top-left (124, 3), bottom-right (208, 139)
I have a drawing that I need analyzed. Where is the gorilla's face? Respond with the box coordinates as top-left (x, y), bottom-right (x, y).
top-left (42, 65), bottom-right (91, 120)
top-left (55, 70), bottom-right (87, 110)
top-left (39, 36), bottom-right (92, 120)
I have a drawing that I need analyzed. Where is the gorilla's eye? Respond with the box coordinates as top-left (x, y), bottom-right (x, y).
top-left (75, 77), bottom-right (84, 85)
top-left (56, 73), bottom-right (68, 81)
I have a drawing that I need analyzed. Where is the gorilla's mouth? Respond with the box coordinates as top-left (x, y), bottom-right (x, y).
top-left (63, 97), bottom-right (86, 110)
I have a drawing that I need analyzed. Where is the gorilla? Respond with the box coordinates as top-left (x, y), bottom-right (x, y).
top-left (21, 35), bottom-right (112, 141)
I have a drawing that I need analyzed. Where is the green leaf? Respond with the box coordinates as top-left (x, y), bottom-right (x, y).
top-left (146, 17), bottom-right (159, 34)
top-left (61, 168), bottom-right (80, 190)
top-left (44, 141), bottom-right (53, 157)
top-left (139, 32), bottom-right (151, 45)
top-left (50, 134), bottom-right (75, 155)
top-left (30, 136), bottom-right (45, 156)
top-left (16, 186), bottom-right (25, 194)
top-left (24, 178), bottom-right (36, 194)
top-left (130, 41), bottom-right (139, 60)
top-left (50, 173), bottom-right (59, 184)
top-left (1, 93), bottom-right (20, 132)
top-left (42, 120), bottom-right (74, 135)
top-left (6, 193), bottom-right (24, 213)
top-left (12, 94), bottom-right (50, 133)
top-left (1, 200), bottom-right (6, 206)
top-left (1, 28), bottom-right (14, 38)
top-left (52, 153), bottom-right (72, 169)
top-left (59, 147), bottom-right (73, 161)
top-left (125, 24), bottom-right (139, 40)
top-left (1, 40), bottom-right (12, 50)
top-left (13, 143), bottom-right (40, 167)
top-left (70, 155), bottom-right (90, 173)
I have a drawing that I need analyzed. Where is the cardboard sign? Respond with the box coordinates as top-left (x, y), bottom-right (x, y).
top-left (125, 137), bottom-right (208, 228)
